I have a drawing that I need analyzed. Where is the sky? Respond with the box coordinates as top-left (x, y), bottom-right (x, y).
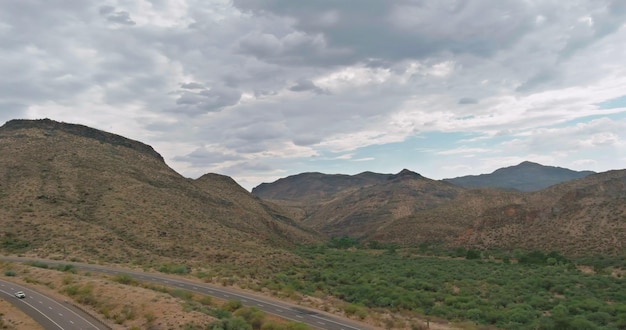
top-left (2, 0), bottom-right (626, 190)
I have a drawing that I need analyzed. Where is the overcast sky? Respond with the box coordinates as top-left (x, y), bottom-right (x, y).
top-left (2, 1), bottom-right (626, 190)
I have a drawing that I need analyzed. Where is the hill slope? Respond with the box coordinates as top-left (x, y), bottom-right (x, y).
top-left (253, 167), bottom-right (626, 256)
top-left (378, 170), bottom-right (626, 255)
top-left (0, 119), bottom-right (319, 269)
top-left (443, 161), bottom-right (595, 191)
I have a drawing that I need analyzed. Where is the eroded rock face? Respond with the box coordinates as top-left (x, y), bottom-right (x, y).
top-left (1, 118), bottom-right (164, 162)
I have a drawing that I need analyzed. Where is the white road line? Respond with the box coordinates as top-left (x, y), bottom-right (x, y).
top-left (0, 288), bottom-right (64, 330)
top-left (29, 287), bottom-right (103, 329)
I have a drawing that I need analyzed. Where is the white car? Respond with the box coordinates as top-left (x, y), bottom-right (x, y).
top-left (14, 291), bottom-right (26, 299)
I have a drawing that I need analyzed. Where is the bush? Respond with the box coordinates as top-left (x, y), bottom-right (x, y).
top-left (222, 300), bottom-right (243, 312)
top-left (27, 261), bottom-right (49, 269)
top-left (207, 316), bottom-right (252, 330)
top-left (3, 270), bottom-right (16, 276)
top-left (199, 296), bottom-right (213, 306)
top-left (466, 249), bottom-right (481, 260)
top-left (519, 251), bottom-right (547, 265)
top-left (171, 289), bottom-right (193, 300)
top-left (327, 236), bottom-right (360, 249)
top-left (113, 274), bottom-right (138, 285)
top-left (1, 235), bottom-right (31, 252)
top-left (234, 307), bottom-right (265, 329)
top-left (158, 264), bottom-right (190, 274)
top-left (56, 264), bottom-right (77, 273)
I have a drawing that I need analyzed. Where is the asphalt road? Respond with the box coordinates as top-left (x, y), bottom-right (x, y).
top-left (1, 256), bottom-right (373, 330)
top-left (0, 277), bottom-right (108, 329)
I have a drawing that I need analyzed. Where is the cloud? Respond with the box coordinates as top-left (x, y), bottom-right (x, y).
top-left (99, 5), bottom-right (136, 25)
top-left (288, 79), bottom-right (327, 94)
top-left (174, 146), bottom-right (243, 166)
top-left (181, 82), bottom-right (205, 90)
top-left (458, 97), bottom-right (479, 105)
top-left (2, 0), bottom-right (626, 190)
top-left (172, 86), bottom-right (242, 115)
top-left (232, 0), bottom-right (535, 65)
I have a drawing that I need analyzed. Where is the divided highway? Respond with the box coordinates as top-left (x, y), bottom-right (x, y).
top-left (0, 277), bottom-right (108, 329)
top-left (1, 257), bottom-right (373, 330)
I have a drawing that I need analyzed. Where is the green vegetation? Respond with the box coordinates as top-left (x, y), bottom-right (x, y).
top-left (62, 282), bottom-right (99, 307)
top-left (3, 270), bottom-right (16, 277)
top-left (26, 261), bottom-right (49, 269)
top-left (158, 263), bottom-right (191, 274)
top-left (56, 264), bottom-right (77, 273)
top-left (264, 243), bottom-right (626, 330)
top-left (113, 273), bottom-right (138, 285)
top-left (1, 233), bottom-right (31, 252)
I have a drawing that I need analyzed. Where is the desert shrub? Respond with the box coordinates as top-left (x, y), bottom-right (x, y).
top-left (209, 308), bottom-right (231, 319)
top-left (1, 234), bottom-right (31, 252)
top-left (62, 283), bottom-right (99, 307)
top-left (113, 274), bottom-right (137, 285)
top-left (3, 270), bottom-right (16, 276)
top-left (465, 249), bottom-right (481, 260)
top-left (199, 296), bottom-right (213, 306)
top-left (207, 316), bottom-right (251, 330)
top-left (56, 264), bottom-right (76, 273)
top-left (171, 288), bottom-right (193, 300)
top-left (518, 250), bottom-right (547, 265)
top-left (276, 245), bottom-right (626, 329)
top-left (222, 300), bottom-right (243, 312)
top-left (26, 261), bottom-right (49, 268)
top-left (158, 263), bottom-right (190, 274)
top-left (327, 236), bottom-right (360, 249)
top-left (234, 307), bottom-right (265, 329)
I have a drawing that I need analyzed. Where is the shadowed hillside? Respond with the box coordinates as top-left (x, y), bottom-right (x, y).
top-left (0, 119), bottom-right (320, 270)
top-left (443, 161), bottom-right (595, 191)
top-left (377, 170), bottom-right (626, 255)
top-left (254, 167), bottom-right (626, 256)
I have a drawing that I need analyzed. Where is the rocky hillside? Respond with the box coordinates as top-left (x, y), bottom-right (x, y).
top-left (443, 161), bottom-right (595, 191)
top-left (254, 167), bottom-right (626, 256)
top-left (0, 119), bottom-right (319, 270)
top-left (379, 170), bottom-right (626, 255)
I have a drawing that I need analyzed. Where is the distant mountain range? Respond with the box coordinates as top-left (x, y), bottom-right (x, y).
top-left (1, 118), bottom-right (623, 260)
top-left (443, 161), bottom-right (595, 192)
top-left (253, 164), bottom-right (624, 256)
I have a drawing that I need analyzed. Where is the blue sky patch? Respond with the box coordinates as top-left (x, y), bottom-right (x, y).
top-left (596, 95), bottom-right (626, 109)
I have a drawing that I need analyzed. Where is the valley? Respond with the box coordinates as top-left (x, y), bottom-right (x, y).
top-left (1, 119), bottom-right (625, 329)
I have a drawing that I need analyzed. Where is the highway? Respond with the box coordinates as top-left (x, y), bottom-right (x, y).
top-left (0, 277), bottom-right (108, 329)
top-left (1, 256), bottom-right (373, 330)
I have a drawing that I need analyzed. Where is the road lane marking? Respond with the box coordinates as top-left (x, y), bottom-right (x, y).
top-left (0, 287), bottom-right (64, 330)
top-left (3, 259), bottom-right (369, 330)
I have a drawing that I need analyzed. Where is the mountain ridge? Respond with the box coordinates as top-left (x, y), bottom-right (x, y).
top-left (1, 118), bottom-right (164, 162)
top-left (443, 161), bottom-right (595, 191)
top-left (252, 164), bottom-right (625, 256)
top-left (0, 119), bottom-right (319, 270)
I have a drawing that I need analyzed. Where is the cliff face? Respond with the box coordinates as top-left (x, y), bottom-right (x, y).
top-left (1, 118), bottom-right (164, 162)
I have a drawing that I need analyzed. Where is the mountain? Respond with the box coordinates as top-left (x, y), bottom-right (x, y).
top-left (252, 171), bottom-right (389, 202)
top-left (378, 170), bottom-right (626, 255)
top-left (443, 161), bottom-right (595, 191)
top-left (253, 166), bottom-right (626, 256)
top-left (254, 169), bottom-right (466, 237)
top-left (0, 119), bottom-right (319, 269)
